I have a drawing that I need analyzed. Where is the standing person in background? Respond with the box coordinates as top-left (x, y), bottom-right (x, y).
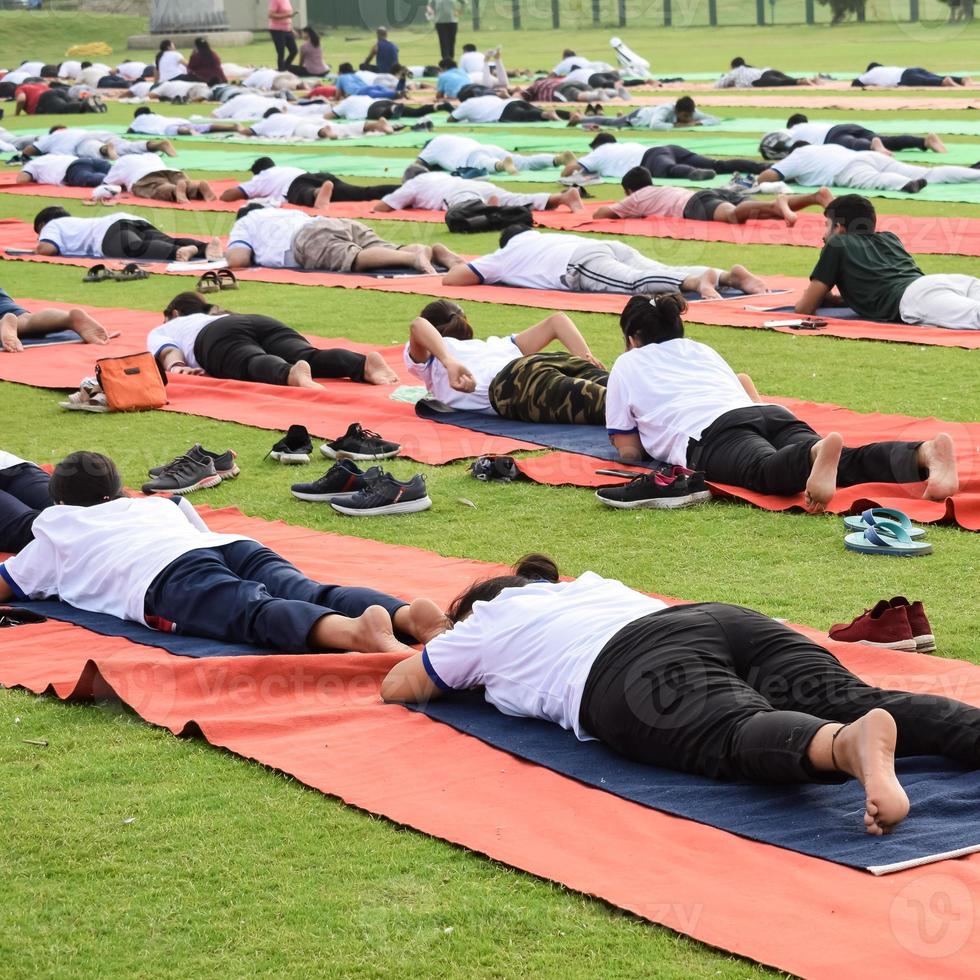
top-left (268, 0), bottom-right (298, 72)
top-left (362, 27), bottom-right (399, 74)
top-left (294, 27), bottom-right (328, 77)
top-left (431, 0), bottom-right (463, 62)
top-left (155, 40), bottom-right (188, 83)
top-left (187, 38), bottom-right (226, 84)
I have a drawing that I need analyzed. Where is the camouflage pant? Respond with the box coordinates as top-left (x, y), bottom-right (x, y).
top-left (488, 353), bottom-right (609, 426)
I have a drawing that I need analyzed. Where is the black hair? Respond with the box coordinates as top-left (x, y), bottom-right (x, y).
top-left (824, 194), bottom-right (877, 234)
top-left (562, 49), bottom-right (576, 58)
top-left (787, 113), bottom-right (808, 127)
top-left (866, 62), bottom-right (882, 71)
top-left (250, 156), bottom-right (275, 174)
top-left (674, 95), bottom-right (695, 114)
top-left (419, 299), bottom-right (473, 340)
top-left (306, 26), bottom-right (321, 47)
top-left (621, 165), bottom-right (653, 195)
top-left (589, 132), bottom-right (617, 149)
top-left (731, 57), bottom-right (747, 68)
top-left (439, 58), bottom-right (457, 70)
top-left (34, 206), bottom-right (69, 233)
top-left (142, 65), bottom-right (156, 77)
top-left (338, 62), bottom-right (354, 74)
top-left (376, 26), bottom-right (387, 36)
top-left (619, 293), bottom-right (687, 347)
top-left (499, 224), bottom-right (531, 249)
top-left (463, 43), bottom-right (477, 52)
top-left (80, 60), bottom-right (92, 69)
top-left (155, 39), bottom-right (174, 68)
top-left (262, 106), bottom-right (281, 117)
top-left (40, 65), bottom-right (58, 78)
top-left (164, 291), bottom-right (215, 318)
top-left (236, 202), bottom-right (267, 220)
top-left (134, 106), bottom-right (151, 117)
top-left (49, 451), bottom-right (124, 507)
top-left (448, 554), bottom-right (560, 623)
top-left (194, 37), bottom-right (212, 54)
top-left (48, 124), bottom-right (67, 133)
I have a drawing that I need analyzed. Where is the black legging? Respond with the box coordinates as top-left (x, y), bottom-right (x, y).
top-left (457, 83), bottom-right (494, 101)
top-left (36, 90), bottom-right (92, 114)
top-left (436, 21), bottom-right (457, 61)
top-left (580, 603), bottom-right (980, 783)
top-left (500, 101), bottom-right (570, 123)
top-left (587, 71), bottom-right (620, 88)
top-left (752, 69), bottom-right (798, 87)
top-left (366, 99), bottom-right (437, 119)
top-left (286, 172), bottom-right (400, 205)
top-left (686, 405), bottom-right (923, 496)
top-left (100, 219), bottom-right (206, 261)
top-left (270, 29), bottom-right (298, 71)
top-left (194, 314), bottom-right (367, 386)
top-left (0, 463), bottom-right (50, 553)
top-left (825, 123), bottom-right (926, 153)
top-left (641, 145), bottom-right (766, 178)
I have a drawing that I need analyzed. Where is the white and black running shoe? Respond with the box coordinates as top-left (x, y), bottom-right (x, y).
top-left (291, 459), bottom-right (382, 502)
top-left (142, 448), bottom-right (222, 495)
top-left (330, 472), bottom-right (431, 516)
top-left (596, 470), bottom-right (711, 510)
top-left (320, 423), bottom-right (400, 461)
top-left (268, 424), bottom-right (313, 464)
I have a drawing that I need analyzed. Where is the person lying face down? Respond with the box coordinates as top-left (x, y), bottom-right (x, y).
top-left (0, 451), bottom-right (447, 653)
top-left (605, 294), bottom-right (959, 512)
top-left (0, 449), bottom-right (53, 553)
top-left (381, 553), bottom-right (980, 836)
top-left (148, 290), bottom-right (398, 389)
top-left (406, 299), bottom-right (608, 424)
top-left (0, 285), bottom-right (109, 353)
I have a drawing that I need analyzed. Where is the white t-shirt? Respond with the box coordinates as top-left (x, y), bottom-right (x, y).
top-left (59, 61), bottom-right (83, 80)
top-left (405, 334), bottom-right (521, 412)
top-left (423, 572), bottom-right (668, 739)
top-left (146, 313), bottom-right (224, 367)
top-left (449, 96), bottom-right (513, 123)
top-left (605, 338), bottom-right (753, 465)
top-left (227, 208), bottom-right (313, 267)
top-left (117, 60), bottom-right (148, 81)
top-left (244, 67), bottom-right (278, 90)
top-left (0, 450), bottom-right (28, 472)
top-left (4, 70), bottom-right (32, 85)
top-left (331, 94), bottom-right (375, 120)
top-left (213, 93), bottom-right (281, 119)
top-left (79, 66), bottom-right (109, 88)
top-left (418, 134), bottom-right (483, 171)
top-left (0, 496), bottom-right (247, 626)
top-left (157, 49), bottom-right (186, 82)
top-left (104, 152), bottom-right (169, 189)
top-left (459, 50), bottom-right (485, 74)
top-left (152, 79), bottom-right (209, 100)
top-left (251, 112), bottom-right (322, 138)
top-left (564, 67), bottom-right (599, 86)
top-left (129, 80), bottom-right (153, 99)
top-left (31, 127), bottom-right (91, 155)
top-left (20, 61), bottom-right (46, 76)
top-left (714, 65), bottom-right (765, 88)
top-left (23, 154), bottom-right (75, 185)
top-left (577, 141), bottom-right (646, 178)
top-left (129, 112), bottom-right (187, 135)
top-left (857, 66), bottom-right (905, 87)
top-left (468, 229), bottom-right (586, 290)
top-left (39, 212), bottom-right (141, 256)
top-left (381, 172), bottom-right (499, 211)
top-left (787, 121), bottom-right (835, 146)
top-left (552, 56), bottom-right (588, 75)
top-left (772, 143), bottom-right (856, 185)
top-left (239, 165), bottom-right (305, 202)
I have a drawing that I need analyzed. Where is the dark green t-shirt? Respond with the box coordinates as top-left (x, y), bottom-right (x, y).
top-left (809, 231), bottom-right (923, 321)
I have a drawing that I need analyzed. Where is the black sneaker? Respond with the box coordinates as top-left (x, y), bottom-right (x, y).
top-left (330, 472), bottom-right (431, 516)
top-left (149, 445), bottom-right (239, 480)
top-left (268, 424), bottom-right (313, 464)
top-left (410, 120), bottom-right (434, 132)
top-left (290, 460), bottom-right (382, 502)
top-left (142, 449), bottom-right (222, 495)
top-left (686, 168), bottom-right (716, 181)
top-left (595, 471), bottom-right (712, 510)
top-left (320, 423), bottom-right (400, 461)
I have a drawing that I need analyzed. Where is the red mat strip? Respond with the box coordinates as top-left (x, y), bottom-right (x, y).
top-left (1, 506), bottom-right (979, 978)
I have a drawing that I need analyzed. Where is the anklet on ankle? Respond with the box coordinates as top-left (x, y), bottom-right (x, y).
top-left (831, 723), bottom-right (850, 770)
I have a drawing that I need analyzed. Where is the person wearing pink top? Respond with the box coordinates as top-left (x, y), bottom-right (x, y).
top-left (268, 0), bottom-right (298, 71)
top-left (593, 165), bottom-right (833, 227)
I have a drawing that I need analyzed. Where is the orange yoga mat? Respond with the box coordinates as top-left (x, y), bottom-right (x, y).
top-left (1, 507), bottom-right (978, 978)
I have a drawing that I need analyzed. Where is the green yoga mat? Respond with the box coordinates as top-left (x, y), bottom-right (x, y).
top-left (704, 116), bottom-right (980, 137)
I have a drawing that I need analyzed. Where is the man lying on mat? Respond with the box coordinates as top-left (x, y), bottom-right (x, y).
top-left (442, 226), bottom-right (766, 300)
top-left (0, 451), bottom-right (446, 653)
top-left (32, 207), bottom-right (220, 263)
top-left (715, 57), bottom-right (822, 88)
top-left (852, 63), bottom-right (973, 88)
top-left (571, 96), bottom-right (721, 132)
top-left (21, 125), bottom-right (177, 162)
top-left (407, 300), bottom-right (607, 425)
top-left (382, 553), bottom-right (980, 836)
top-left (0, 285), bottom-right (109, 353)
top-left (796, 195), bottom-right (980, 331)
top-left (592, 165), bottom-right (832, 227)
top-left (778, 114), bottom-right (947, 156)
top-left (410, 133), bottom-right (575, 178)
top-left (149, 290), bottom-right (398, 389)
top-left (17, 153), bottom-right (112, 190)
top-left (99, 152), bottom-right (218, 203)
top-left (237, 106), bottom-right (395, 141)
top-left (221, 203), bottom-right (464, 275)
top-left (127, 107), bottom-right (241, 138)
top-left (0, 451), bottom-right (51, 552)
top-left (605, 294), bottom-right (958, 511)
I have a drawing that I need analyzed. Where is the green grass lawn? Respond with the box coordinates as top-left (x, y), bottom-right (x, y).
top-left (1, 15), bottom-right (979, 979)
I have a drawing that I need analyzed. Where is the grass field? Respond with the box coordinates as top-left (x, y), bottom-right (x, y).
top-left (1, 14), bottom-right (979, 979)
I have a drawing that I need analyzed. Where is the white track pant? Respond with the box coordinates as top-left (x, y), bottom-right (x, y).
top-left (837, 153), bottom-right (980, 190)
top-left (899, 274), bottom-right (980, 330)
top-left (563, 240), bottom-right (712, 295)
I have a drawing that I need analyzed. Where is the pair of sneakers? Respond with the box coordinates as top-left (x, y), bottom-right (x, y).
top-left (291, 459), bottom-right (431, 516)
top-left (268, 423), bottom-right (401, 466)
top-left (595, 465), bottom-right (712, 510)
top-left (829, 597), bottom-right (935, 653)
top-left (143, 444), bottom-right (239, 495)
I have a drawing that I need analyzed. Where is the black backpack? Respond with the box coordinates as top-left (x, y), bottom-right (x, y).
top-left (444, 200), bottom-right (534, 234)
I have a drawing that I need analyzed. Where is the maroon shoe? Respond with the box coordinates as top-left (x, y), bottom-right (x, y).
top-left (828, 601), bottom-right (916, 651)
top-left (888, 596), bottom-right (936, 653)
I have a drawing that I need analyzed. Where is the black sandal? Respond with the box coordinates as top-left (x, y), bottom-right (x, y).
top-left (113, 263), bottom-right (149, 281)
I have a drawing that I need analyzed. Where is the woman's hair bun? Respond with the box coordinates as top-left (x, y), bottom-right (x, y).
top-left (513, 553), bottom-right (560, 583)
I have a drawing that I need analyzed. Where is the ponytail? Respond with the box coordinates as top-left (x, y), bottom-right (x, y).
top-left (419, 299), bottom-right (474, 341)
top-left (619, 293), bottom-right (686, 347)
top-left (447, 553), bottom-right (560, 624)
top-left (163, 291), bottom-right (217, 319)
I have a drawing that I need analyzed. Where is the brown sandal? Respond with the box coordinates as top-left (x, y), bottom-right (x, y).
top-left (196, 270), bottom-right (221, 294)
top-left (216, 269), bottom-right (238, 290)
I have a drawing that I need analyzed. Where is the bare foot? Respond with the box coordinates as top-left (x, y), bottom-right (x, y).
top-left (554, 150), bottom-right (577, 166)
top-left (157, 139), bottom-right (178, 157)
top-left (775, 194), bottom-right (797, 226)
top-left (804, 431), bottom-right (842, 512)
top-left (870, 137), bottom-right (893, 157)
top-left (363, 350), bottom-right (398, 385)
top-left (486, 194), bottom-right (500, 206)
top-left (726, 264), bottom-right (767, 295)
top-left (697, 268), bottom-right (722, 300)
top-left (432, 242), bottom-right (465, 269)
top-left (924, 132), bottom-right (947, 154)
top-left (560, 187), bottom-right (584, 212)
top-left (314, 180), bottom-right (334, 208)
top-left (495, 156), bottom-right (518, 176)
top-left (394, 597), bottom-right (450, 644)
top-left (919, 432), bottom-right (959, 500)
top-left (542, 110), bottom-right (560, 121)
top-left (941, 76), bottom-right (958, 87)
top-left (173, 179), bottom-right (189, 204)
top-left (287, 360), bottom-right (324, 389)
top-left (102, 141), bottom-right (119, 160)
top-left (313, 606), bottom-right (416, 654)
top-left (815, 186), bottom-right (834, 207)
top-left (832, 710), bottom-right (910, 836)
top-left (198, 180), bottom-right (217, 202)
top-left (175, 245), bottom-right (198, 262)
top-left (409, 247), bottom-right (437, 275)
top-left (205, 237), bottom-right (223, 261)
top-left (1, 313), bottom-right (23, 352)
top-left (68, 309), bottom-right (110, 345)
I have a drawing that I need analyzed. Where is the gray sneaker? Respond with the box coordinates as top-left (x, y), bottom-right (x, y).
top-left (149, 444), bottom-right (239, 480)
top-left (142, 446), bottom-right (222, 495)
top-left (329, 472), bottom-right (431, 516)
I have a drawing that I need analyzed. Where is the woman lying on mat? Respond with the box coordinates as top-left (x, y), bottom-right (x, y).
top-left (407, 300), bottom-right (608, 425)
top-left (1, 286), bottom-right (110, 353)
top-left (382, 554), bottom-right (980, 836)
top-left (0, 452), bottom-right (446, 653)
top-left (605, 294), bottom-right (958, 511)
top-left (0, 450), bottom-right (51, 552)
top-left (149, 291), bottom-right (398, 389)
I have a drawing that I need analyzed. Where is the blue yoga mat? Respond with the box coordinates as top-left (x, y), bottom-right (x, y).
top-left (407, 691), bottom-right (980, 875)
top-left (770, 304), bottom-right (863, 320)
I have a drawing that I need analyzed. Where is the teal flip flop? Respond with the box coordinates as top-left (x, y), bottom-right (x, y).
top-left (843, 507), bottom-right (926, 540)
top-left (844, 520), bottom-right (933, 557)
